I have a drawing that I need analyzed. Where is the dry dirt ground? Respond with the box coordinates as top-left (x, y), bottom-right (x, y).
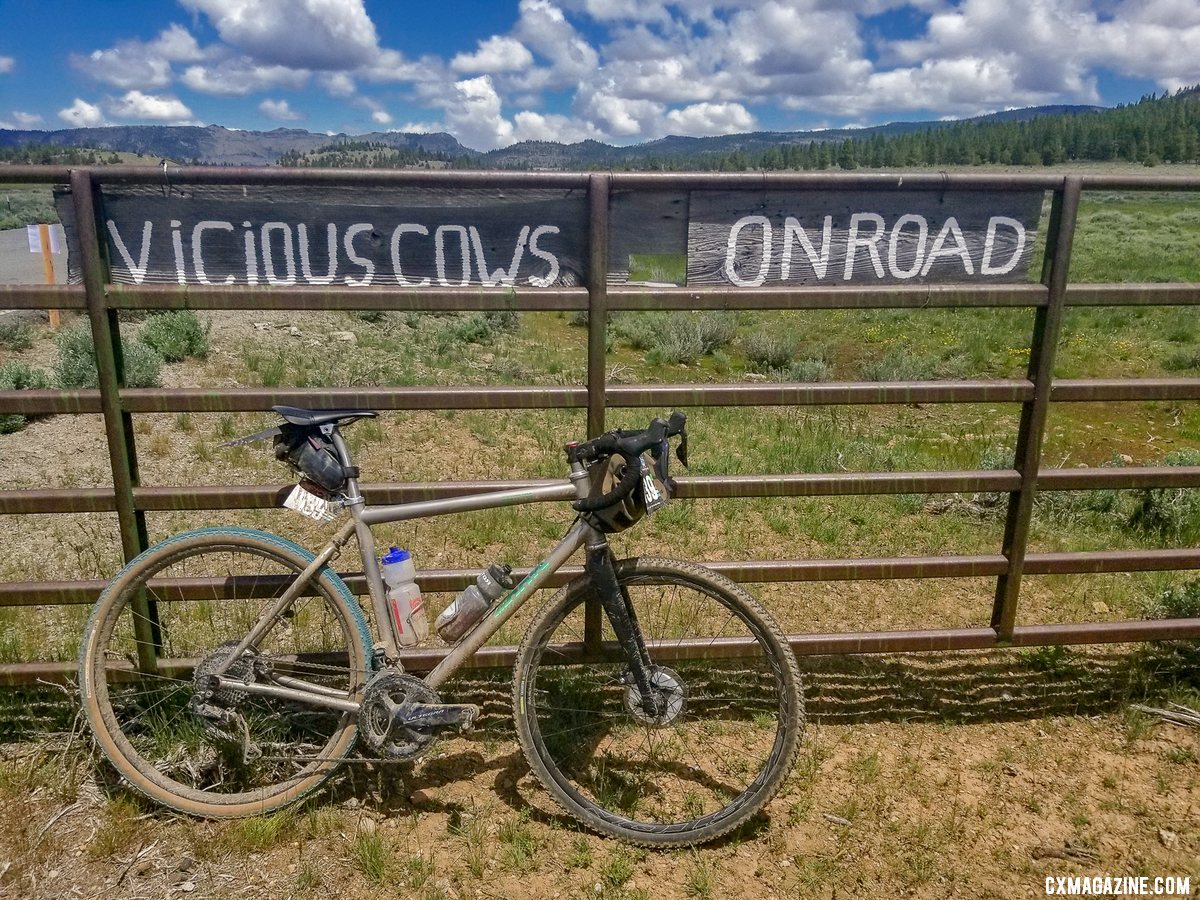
top-left (1, 310), bottom-right (1198, 898)
top-left (1, 650), bottom-right (1198, 900)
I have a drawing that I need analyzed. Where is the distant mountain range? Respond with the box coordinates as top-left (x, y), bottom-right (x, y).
top-left (0, 104), bottom-right (1104, 168)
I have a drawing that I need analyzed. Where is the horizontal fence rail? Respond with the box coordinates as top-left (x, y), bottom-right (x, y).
top-left (1, 167), bottom-right (1199, 685)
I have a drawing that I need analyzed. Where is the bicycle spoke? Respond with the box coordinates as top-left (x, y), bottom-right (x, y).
top-left (519, 563), bottom-right (800, 838)
top-left (84, 533), bottom-right (368, 813)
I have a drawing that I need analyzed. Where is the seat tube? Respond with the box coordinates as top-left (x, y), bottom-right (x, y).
top-left (331, 430), bottom-right (399, 662)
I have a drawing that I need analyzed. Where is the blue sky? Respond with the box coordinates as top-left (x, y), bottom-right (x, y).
top-left (0, 0), bottom-right (1195, 150)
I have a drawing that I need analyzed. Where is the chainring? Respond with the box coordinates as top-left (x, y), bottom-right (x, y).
top-left (357, 671), bottom-right (441, 761)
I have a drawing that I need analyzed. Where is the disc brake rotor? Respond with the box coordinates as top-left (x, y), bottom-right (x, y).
top-left (624, 665), bottom-right (687, 727)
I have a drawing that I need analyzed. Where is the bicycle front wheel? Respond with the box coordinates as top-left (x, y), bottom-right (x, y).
top-left (79, 528), bottom-right (372, 818)
top-left (513, 557), bottom-right (804, 846)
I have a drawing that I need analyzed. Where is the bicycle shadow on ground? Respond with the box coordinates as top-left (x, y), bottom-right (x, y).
top-left (1, 641), bottom-right (1195, 830)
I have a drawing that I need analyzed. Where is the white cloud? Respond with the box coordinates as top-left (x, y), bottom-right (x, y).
top-left (358, 48), bottom-right (445, 83)
top-left (452, 36), bottom-right (535, 74)
top-left (664, 101), bottom-right (755, 135)
top-left (71, 24), bottom-right (203, 89)
top-left (181, 58), bottom-right (310, 96)
top-left (577, 91), bottom-right (664, 137)
top-left (180, 0), bottom-right (381, 70)
top-left (34, 0), bottom-right (1200, 146)
top-left (0, 56), bottom-right (13, 74)
top-left (559, 0), bottom-right (674, 22)
top-left (351, 95), bottom-right (394, 126)
top-left (513, 110), bottom-right (602, 142)
top-left (108, 90), bottom-right (194, 122)
top-left (58, 98), bottom-right (105, 127)
top-left (514, 0), bottom-right (600, 89)
top-left (442, 76), bottom-right (515, 150)
top-left (259, 98), bottom-right (303, 121)
top-left (0, 111), bottom-right (44, 129)
top-left (1084, 0), bottom-right (1200, 88)
top-left (319, 72), bottom-right (357, 97)
top-left (396, 120), bottom-right (441, 134)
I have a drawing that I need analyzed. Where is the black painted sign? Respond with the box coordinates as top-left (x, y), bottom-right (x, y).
top-left (686, 189), bottom-right (1043, 286)
top-left (56, 185), bottom-right (588, 287)
top-left (56, 183), bottom-right (1044, 290)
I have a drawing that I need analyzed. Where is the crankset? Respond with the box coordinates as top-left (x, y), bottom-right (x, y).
top-left (357, 671), bottom-right (481, 761)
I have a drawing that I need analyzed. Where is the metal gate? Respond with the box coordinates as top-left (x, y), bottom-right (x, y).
top-left (1, 166), bottom-right (1198, 683)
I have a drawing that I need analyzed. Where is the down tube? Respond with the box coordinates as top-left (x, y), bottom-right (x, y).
top-left (423, 521), bottom-right (588, 690)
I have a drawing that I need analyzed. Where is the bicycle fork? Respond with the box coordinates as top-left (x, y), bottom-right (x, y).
top-left (584, 540), bottom-right (668, 719)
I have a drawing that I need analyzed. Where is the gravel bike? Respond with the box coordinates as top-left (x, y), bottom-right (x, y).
top-left (79, 407), bottom-right (804, 846)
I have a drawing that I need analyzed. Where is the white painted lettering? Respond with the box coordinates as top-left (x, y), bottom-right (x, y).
top-left (169, 220), bottom-right (186, 285)
top-left (343, 223), bottom-right (375, 287)
top-left (980, 216), bottom-right (1026, 276)
top-left (887, 213), bottom-right (929, 280)
top-left (781, 216), bottom-right (832, 280)
top-left (242, 221), bottom-right (259, 285)
top-left (843, 213), bottom-right (886, 280)
top-left (106, 220), bottom-right (153, 284)
top-left (528, 224), bottom-right (561, 287)
top-left (389, 224), bottom-right (430, 287)
top-left (920, 217), bottom-right (974, 277)
top-left (297, 223), bottom-right (338, 285)
top-left (725, 215), bottom-right (772, 287)
top-left (435, 225), bottom-right (471, 286)
top-left (260, 222), bottom-right (297, 286)
top-left (471, 225), bottom-right (529, 286)
top-left (191, 221), bottom-right (234, 286)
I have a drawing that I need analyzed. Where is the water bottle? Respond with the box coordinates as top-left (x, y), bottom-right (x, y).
top-left (435, 563), bottom-right (515, 642)
top-left (380, 547), bottom-right (428, 647)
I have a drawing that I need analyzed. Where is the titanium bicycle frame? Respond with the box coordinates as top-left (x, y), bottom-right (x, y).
top-left (209, 427), bottom-right (622, 713)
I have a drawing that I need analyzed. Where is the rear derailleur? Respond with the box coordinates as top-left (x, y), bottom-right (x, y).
top-left (189, 641), bottom-right (264, 763)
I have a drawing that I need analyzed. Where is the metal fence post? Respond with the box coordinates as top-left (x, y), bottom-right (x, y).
top-left (69, 168), bottom-right (159, 671)
top-left (991, 176), bottom-right (1082, 639)
top-left (584, 173), bottom-right (611, 651)
top-left (586, 173), bottom-right (611, 439)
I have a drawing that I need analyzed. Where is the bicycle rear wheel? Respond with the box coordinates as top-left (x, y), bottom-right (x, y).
top-left (79, 528), bottom-right (372, 818)
top-left (513, 557), bottom-right (803, 846)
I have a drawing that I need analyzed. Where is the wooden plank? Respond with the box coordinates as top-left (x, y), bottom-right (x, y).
top-left (607, 189), bottom-right (689, 283)
top-left (686, 189), bottom-right (1044, 287)
top-left (55, 184), bottom-right (589, 290)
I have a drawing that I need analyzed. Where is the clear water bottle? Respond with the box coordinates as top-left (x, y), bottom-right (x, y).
top-left (381, 547), bottom-right (428, 647)
top-left (435, 563), bottom-right (515, 642)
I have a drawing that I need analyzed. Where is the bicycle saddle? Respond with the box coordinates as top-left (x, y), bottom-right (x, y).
top-left (271, 405), bottom-right (379, 427)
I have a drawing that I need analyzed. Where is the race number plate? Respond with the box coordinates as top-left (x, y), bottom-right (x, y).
top-left (283, 483), bottom-right (337, 522)
top-left (640, 458), bottom-right (666, 515)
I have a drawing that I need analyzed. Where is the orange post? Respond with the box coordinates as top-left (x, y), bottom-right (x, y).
top-left (38, 223), bottom-right (60, 327)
